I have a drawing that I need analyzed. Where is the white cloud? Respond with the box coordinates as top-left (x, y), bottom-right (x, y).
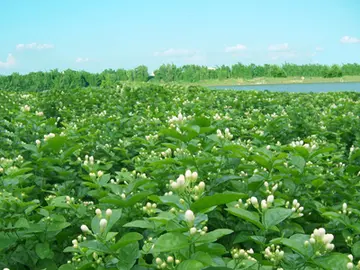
top-left (340, 36), bottom-right (360, 44)
top-left (75, 57), bottom-right (90, 63)
top-left (268, 51), bottom-right (297, 61)
top-left (16, 42), bottom-right (55, 50)
top-left (225, 44), bottom-right (247, 53)
top-left (154, 48), bottom-right (196, 57)
top-left (0, 53), bottom-right (16, 68)
top-left (315, 46), bottom-right (324, 51)
top-left (268, 43), bottom-right (289, 51)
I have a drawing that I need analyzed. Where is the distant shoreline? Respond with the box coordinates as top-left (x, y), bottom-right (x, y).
top-left (181, 76), bottom-right (360, 87)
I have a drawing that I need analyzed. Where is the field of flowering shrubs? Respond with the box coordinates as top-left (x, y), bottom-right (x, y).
top-left (1, 83), bottom-right (360, 270)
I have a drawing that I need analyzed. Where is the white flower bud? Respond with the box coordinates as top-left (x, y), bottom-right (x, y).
top-left (155, 258), bottom-right (162, 265)
top-left (185, 170), bottom-right (192, 179)
top-left (171, 182), bottom-right (179, 189)
top-left (167, 256), bottom-right (174, 263)
top-left (106, 209), bottom-right (112, 217)
top-left (184, 210), bottom-right (195, 224)
top-left (323, 234), bottom-right (334, 244)
top-left (191, 171), bottom-right (198, 181)
top-left (267, 195), bottom-right (274, 204)
top-left (326, 243), bottom-right (334, 251)
top-left (261, 200), bottom-right (268, 210)
top-left (318, 228), bottom-right (326, 237)
top-left (97, 171), bottom-right (103, 177)
top-left (343, 203), bottom-right (348, 210)
top-left (80, 225), bottom-right (90, 233)
top-left (99, 218), bottom-right (107, 231)
top-left (347, 262), bottom-right (354, 269)
top-left (250, 197), bottom-right (258, 206)
top-left (95, 208), bottom-right (102, 216)
top-left (121, 193), bottom-right (126, 199)
top-left (309, 238), bottom-right (316, 244)
top-left (177, 175), bottom-right (185, 186)
top-left (198, 181), bottom-right (205, 190)
top-left (190, 227), bottom-right (197, 235)
top-left (72, 239), bottom-right (78, 248)
top-left (348, 254), bottom-right (354, 261)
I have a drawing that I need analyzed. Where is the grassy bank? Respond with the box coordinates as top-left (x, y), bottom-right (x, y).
top-left (182, 75), bottom-right (360, 87)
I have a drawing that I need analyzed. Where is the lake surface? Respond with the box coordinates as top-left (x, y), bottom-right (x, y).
top-left (210, 82), bottom-right (360, 93)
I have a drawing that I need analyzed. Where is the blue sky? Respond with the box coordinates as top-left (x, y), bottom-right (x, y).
top-left (1, 0), bottom-right (360, 74)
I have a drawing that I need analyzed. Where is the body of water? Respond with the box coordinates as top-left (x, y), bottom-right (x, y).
top-left (211, 82), bottom-right (360, 92)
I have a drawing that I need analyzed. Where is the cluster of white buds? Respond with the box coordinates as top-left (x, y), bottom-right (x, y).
top-left (260, 195), bottom-right (275, 210)
top-left (239, 171), bottom-right (248, 177)
top-left (216, 128), bottom-right (233, 140)
top-left (264, 245), bottom-right (284, 266)
top-left (83, 201), bottom-right (94, 207)
top-left (285, 199), bottom-right (304, 217)
top-left (35, 111), bottom-right (44, 116)
top-left (346, 254), bottom-right (360, 269)
top-left (14, 155), bottom-right (23, 162)
top-left (44, 133), bottom-right (55, 141)
top-left (95, 208), bottom-right (113, 219)
top-left (145, 134), bottom-right (159, 141)
top-left (304, 228), bottom-right (335, 255)
top-left (168, 112), bottom-right (187, 127)
top-left (155, 256), bottom-right (181, 269)
top-left (231, 247), bottom-right (256, 262)
top-left (290, 140), bottom-right (317, 150)
top-left (161, 148), bottom-right (172, 158)
top-left (21, 105), bottom-right (31, 112)
top-left (235, 199), bottom-right (249, 209)
top-left (83, 155), bottom-right (95, 166)
top-left (65, 196), bottom-right (75, 204)
top-left (167, 170), bottom-right (204, 201)
top-left (189, 225), bottom-right (208, 236)
top-left (264, 181), bottom-right (280, 194)
top-left (142, 202), bottom-right (157, 215)
top-left (340, 203), bottom-right (352, 215)
top-left (213, 113), bottom-right (222, 120)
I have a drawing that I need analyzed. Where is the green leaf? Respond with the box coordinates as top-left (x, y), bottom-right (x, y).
top-left (79, 240), bottom-right (111, 253)
top-left (196, 243), bottom-right (227, 256)
top-left (203, 266), bottom-right (233, 270)
top-left (177, 259), bottom-right (204, 270)
top-left (100, 191), bottom-right (151, 207)
top-left (314, 253), bottom-right (350, 270)
top-left (196, 229), bottom-right (233, 244)
top-left (152, 232), bottom-right (189, 253)
top-left (226, 207), bottom-right (264, 229)
top-left (263, 208), bottom-right (293, 229)
top-left (352, 241), bottom-right (360, 258)
top-left (35, 242), bottom-right (53, 259)
top-left (123, 219), bottom-right (155, 229)
top-left (191, 251), bottom-right (213, 266)
top-left (275, 234), bottom-right (313, 257)
top-left (111, 232), bottom-right (143, 251)
top-left (117, 242), bottom-right (140, 270)
top-left (14, 217), bottom-right (30, 228)
top-left (58, 265), bottom-right (76, 270)
top-left (191, 192), bottom-right (247, 212)
top-left (291, 155), bottom-right (306, 172)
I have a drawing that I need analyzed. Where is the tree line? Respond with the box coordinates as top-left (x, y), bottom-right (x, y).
top-left (1, 63), bottom-right (360, 91)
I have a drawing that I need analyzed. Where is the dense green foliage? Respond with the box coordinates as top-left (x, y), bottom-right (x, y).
top-left (2, 63), bottom-right (360, 91)
top-left (1, 83), bottom-right (360, 269)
